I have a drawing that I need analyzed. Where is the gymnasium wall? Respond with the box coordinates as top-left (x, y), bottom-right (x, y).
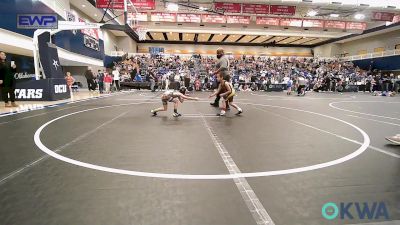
top-left (117, 36), bottom-right (138, 53)
top-left (313, 43), bottom-right (341, 58)
top-left (103, 31), bottom-right (119, 55)
top-left (340, 29), bottom-right (400, 56)
top-left (314, 29), bottom-right (400, 57)
top-left (137, 43), bottom-right (312, 57)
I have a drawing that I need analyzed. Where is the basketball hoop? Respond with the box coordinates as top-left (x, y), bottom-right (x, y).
top-left (134, 26), bottom-right (148, 41)
top-left (124, 0), bottom-right (147, 41)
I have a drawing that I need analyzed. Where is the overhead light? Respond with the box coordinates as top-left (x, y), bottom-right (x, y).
top-left (167, 3), bottom-right (179, 12)
top-left (307, 10), bottom-right (318, 17)
top-left (330, 14), bottom-right (340, 18)
top-left (94, 14), bottom-right (97, 17)
top-left (354, 13), bottom-right (365, 20)
top-left (199, 6), bottom-right (207, 11)
top-left (82, 4), bottom-right (86, 7)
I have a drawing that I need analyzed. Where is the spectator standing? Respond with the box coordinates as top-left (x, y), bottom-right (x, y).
top-left (130, 60), bottom-right (139, 81)
top-left (112, 67), bottom-right (120, 91)
top-left (84, 67), bottom-right (96, 91)
top-left (135, 73), bottom-right (142, 82)
top-left (0, 51), bottom-right (18, 107)
top-left (162, 73), bottom-right (169, 90)
top-left (297, 75), bottom-right (307, 96)
top-left (174, 72), bottom-right (181, 90)
top-left (104, 72), bottom-right (113, 94)
top-left (65, 72), bottom-right (75, 93)
top-left (148, 69), bottom-right (156, 92)
top-left (287, 78), bottom-right (293, 95)
top-left (194, 77), bottom-right (201, 91)
top-left (203, 76), bottom-right (209, 90)
top-left (97, 70), bottom-right (105, 94)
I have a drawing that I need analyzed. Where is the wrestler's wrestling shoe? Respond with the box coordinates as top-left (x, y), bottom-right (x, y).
top-left (172, 112), bottom-right (182, 117)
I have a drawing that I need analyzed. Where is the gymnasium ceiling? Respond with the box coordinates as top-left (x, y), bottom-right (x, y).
top-left (145, 32), bottom-right (329, 46)
top-left (80, 0), bottom-right (400, 46)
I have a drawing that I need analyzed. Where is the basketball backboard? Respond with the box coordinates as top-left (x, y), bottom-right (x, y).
top-left (95, 0), bottom-right (147, 40)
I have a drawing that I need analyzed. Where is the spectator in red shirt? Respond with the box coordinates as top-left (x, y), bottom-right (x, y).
top-left (65, 72), bottom-right (75, 93)
top-left (104, 72), bottom-right (113, 94)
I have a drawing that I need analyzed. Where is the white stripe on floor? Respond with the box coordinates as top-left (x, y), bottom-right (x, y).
top-left (200, 115), bottom-right (275, 225)
top-left (183, 113), bottom-right (220, 118)
top-left (367, 145), bottom-right (400, 158)
top-left (0, 111), bottom-right (129, 186)
top-left (255, 107), bottom-right (400, 159)
top-left (346, 115), bottom-right (400, 127)
top-left (184, 115), bottom-right (220, 118)
top-left (329, 101), bottom-right (400, 121)
top-left (250, 92), bottom-right (356, 100)
top-left (0, 91), bottom-right (133, 122)
top-left (0, 105), bottom-right (82, 125)
top-left (116, 99), bottom-right (159, 101)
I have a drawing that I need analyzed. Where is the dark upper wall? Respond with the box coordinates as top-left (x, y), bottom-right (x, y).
top-left (353, 55), bottom-right (400, 71)
top-left (53, 31), bottom-right (105, 60)
top-left (0, 0), bottom-right (54, 37)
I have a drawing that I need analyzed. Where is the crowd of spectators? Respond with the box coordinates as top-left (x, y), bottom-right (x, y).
top-left (74, 54), bottom-right (400, 95)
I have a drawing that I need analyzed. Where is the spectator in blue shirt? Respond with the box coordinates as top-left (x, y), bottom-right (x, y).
top-left (135, 73), bottom-right (142, 82)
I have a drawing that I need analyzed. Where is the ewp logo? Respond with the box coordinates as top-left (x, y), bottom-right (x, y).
top-left (322, 202), bottom-right (389, 221)
top-left (17, 14), bottom-right (58, 29)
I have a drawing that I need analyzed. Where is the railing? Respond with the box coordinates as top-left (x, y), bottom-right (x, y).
top-left (122, 53), bottom-right (336, 61)
top-left (342, 49), bottom-right (400, 61)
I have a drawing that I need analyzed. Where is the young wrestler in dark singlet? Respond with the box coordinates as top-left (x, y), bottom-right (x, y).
top-left (209, 74), bottom-right (242, 116)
